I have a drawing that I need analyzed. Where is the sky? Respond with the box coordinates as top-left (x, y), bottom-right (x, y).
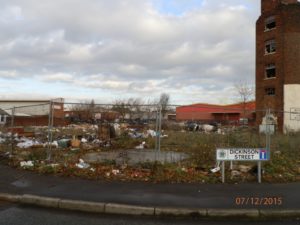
top-left (0, 0), bottom-right (260, 104)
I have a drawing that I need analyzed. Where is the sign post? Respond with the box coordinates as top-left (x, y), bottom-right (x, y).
top-left (222, 161), bottom-right (225, 183)
top-left (258, 161), bottom-right (262, 183)
top-left (216, 148), bottom-right (269, 183)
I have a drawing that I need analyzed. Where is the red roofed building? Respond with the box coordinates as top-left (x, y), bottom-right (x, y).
top-left (176, 101), bottom-right (256, 125)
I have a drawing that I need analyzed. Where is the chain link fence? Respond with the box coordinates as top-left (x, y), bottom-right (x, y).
top-left (1, 101), bottom-right (300, 165)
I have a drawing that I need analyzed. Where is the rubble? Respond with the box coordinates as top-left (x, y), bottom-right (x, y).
top-left (181, 167), bottom-right (187, 172)
top-left (81, 138), bottom-right (88, 143)
top-left (128, 130), bottom-right (143, 139)
top-left (0, 122), bottom-right (298, 184)
top-left (112, 169), bottom-right (120, 175)
top-left (210, 162), bottom-right (221, 173)
top-left (238, 165), bottom-right (252, 173)
top-left (135, 141), bottom-right (146, 149)
top-left (20, 161), bottom-right (34, 168)
top-left (75, 159), bottom-right (90, 169)
top-left (146, 129), bottom-right (156, 137)
top-left (57, 139), bottom-right (70, 148)
top-left (71, 139), bottom-right (81, 148)
top-left (50, 163), bottom-right (60, 168)
top-left (0, 137), bottom-right (5, 144)
top-left (210, 167), bottom-right (220, 173)
top-left (113, 123), bottom-right (121, 136)
top-left (231, 170), bottom-right (241, 178)
top-left (17, 139), bottom-right (41, 149)
top-left (81, 143), bottom-right (94, 150)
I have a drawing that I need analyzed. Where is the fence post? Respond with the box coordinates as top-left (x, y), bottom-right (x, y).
top-left (10, 107), bottom-right (15, 155)
top-left (158, 104), bottom-right (162, 152)
top-left (47, 101), bottom-right (53, 161)
top-left (155, 108), bottom-right (158, 151)
top-left (266, 108), bottom-right (271, 159)
top-left (258, 108), bottom-right (272, 183)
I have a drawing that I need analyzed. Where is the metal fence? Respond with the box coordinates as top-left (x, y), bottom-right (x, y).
top-left (1, 101), bottom-right (300, 163)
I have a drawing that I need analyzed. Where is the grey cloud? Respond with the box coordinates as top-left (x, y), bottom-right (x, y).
top-left (0, 0), bottom-right (259, 103)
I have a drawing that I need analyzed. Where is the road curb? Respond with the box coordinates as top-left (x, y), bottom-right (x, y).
top-left (207, 209), bottom-right (259, 218)
top-left (155, 207), bottom-right (207, 217)
top-left (0, 193), bottom-right (21, 203)
top-left (59, 199), bottom-right (105, 213)
top-left (259, 209), bottom-right (300, 218)
top-left (1, 193), bottom-right (300, 219)
top-left (21, 194), bottom-right (60, 208)
top-left (105, 203), bottom-right (154, 216)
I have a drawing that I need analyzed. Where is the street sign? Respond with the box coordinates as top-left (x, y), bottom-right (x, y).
top-left (216, 148), bottom-right (270, 184)
top-left (216, 148), bottom-right (269, 161)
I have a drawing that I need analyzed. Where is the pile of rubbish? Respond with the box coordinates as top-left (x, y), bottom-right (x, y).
top-left (0, 132), bottom-right (14, 144)
top-left (127, 129), bottom-right (167, 139)
top-left (75, 159), bottom-right (90, 169)
top-left (0, 122), bottom-right (168, 152)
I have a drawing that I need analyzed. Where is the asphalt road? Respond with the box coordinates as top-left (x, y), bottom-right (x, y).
top-left (1, 164), bottom-right (300, 209)
top-left (0, 202), bottom-right (299, 225)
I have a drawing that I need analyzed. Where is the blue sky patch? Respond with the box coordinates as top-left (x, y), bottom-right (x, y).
top-left (152, 0), bottom-right (203, 15)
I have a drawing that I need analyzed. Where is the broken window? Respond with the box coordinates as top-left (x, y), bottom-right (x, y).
top-left (265, 87), bottom-right (275, 96)
top-left (265, 16), bottom-right (276, 31)
top-left (265, 64), bottom-right (276, 78)
top-left (265, 40), bottom-right (276, 54)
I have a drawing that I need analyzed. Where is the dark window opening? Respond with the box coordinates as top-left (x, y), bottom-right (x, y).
top-left (265, 40), bottom-right (276, 54)
top-left (265, 16), bottom-right (276, 31)
top-left (265, 87), bottom-right (275, 96)
top-left (265, 64), bottom-right (276, 78)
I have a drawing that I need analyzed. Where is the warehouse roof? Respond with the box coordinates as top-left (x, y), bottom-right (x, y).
top-left (176, 101), bottom-right (256, 114)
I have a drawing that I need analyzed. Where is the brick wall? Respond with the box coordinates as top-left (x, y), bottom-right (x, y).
top-left (256, 1), bottom-right (300, 131)
top-left (282, 6), bottom-right (300, 84)
top-left (261, 0), bottom-right (298, 13)
top-left (13, 116), bottom-right (66, 127)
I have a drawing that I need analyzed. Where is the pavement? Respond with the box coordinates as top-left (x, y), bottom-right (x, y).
top-left (2, 202), bottom-right (299, 225)
top-left (1, 202), bottom-right (299, 225)
top-left (1, 163), bottom-right (300, 219)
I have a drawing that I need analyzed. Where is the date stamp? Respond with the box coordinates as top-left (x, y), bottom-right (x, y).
top-left (235, 197), bottom-right (283, 206)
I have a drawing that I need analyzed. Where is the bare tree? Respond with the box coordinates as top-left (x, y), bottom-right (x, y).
top-left (158, 93), bottom-right (170, 118)
top-left (88, 99), bottom-right (95, 119)
top-left (234, 81), bottom-right (254, 122)
top-left (127, 98), bottom-right (144, 120)
top-left (112, 98), bottom-right (144, 121)
top-left (143, 99), bottom-right (156, 121)
top-left (112, 99), bottom-right (128, 121)
top-left (69, 99), bottom-right (95, 122)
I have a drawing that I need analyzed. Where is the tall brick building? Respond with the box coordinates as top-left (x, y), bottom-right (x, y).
top-left (256, 0), bottom-right (300, 132)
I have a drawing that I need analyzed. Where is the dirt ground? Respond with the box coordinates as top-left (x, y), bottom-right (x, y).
top-left (1, 125), bottom-right (300, 184)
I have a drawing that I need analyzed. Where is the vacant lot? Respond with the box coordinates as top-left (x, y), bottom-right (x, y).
top-left (1, 125), bottom-right (300, 183)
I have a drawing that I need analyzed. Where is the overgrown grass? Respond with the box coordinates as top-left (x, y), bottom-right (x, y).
top-left (159, 129), bottom-right (300, 182)
top-left (1, 127), bottom-right (300, 183)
